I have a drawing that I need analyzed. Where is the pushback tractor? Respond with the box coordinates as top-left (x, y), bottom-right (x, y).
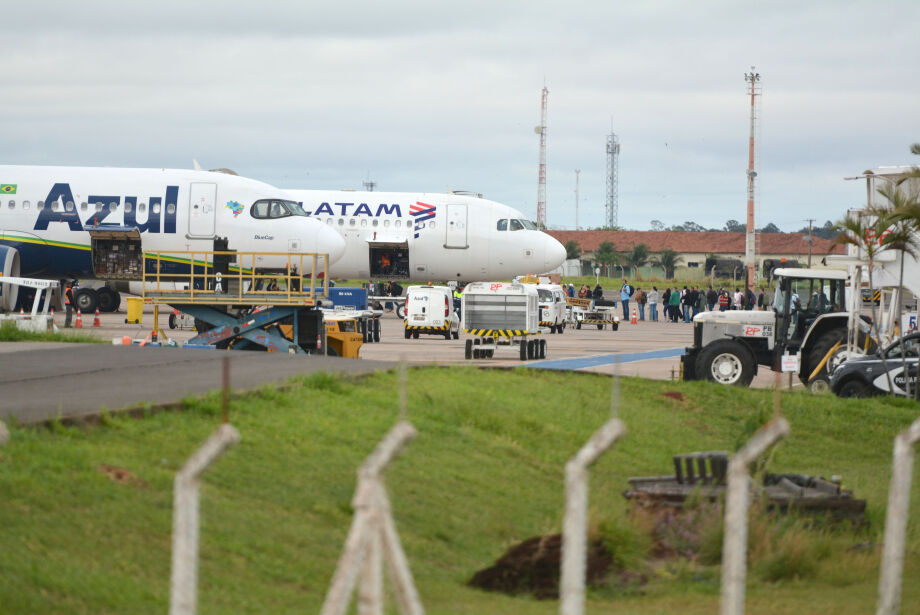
top-left (681, 268), bottom-right (870, 390)
top-left (460, 281), bottom-right (546, 360)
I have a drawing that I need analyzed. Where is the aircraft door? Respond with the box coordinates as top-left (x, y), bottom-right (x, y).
top-left (188, 182), bottom-right (217, 237)
top-left (444, 203), bottom-right (468, 249)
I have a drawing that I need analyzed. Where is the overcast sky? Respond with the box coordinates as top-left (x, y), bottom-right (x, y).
top-left (2, 1), bottom-right (918, 231)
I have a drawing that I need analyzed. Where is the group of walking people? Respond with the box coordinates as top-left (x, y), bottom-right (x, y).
top-left (559, 280), bottom-right (772, 324)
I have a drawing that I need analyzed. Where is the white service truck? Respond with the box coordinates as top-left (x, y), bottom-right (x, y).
top-left (536, 283), bottom-right (567, 333)
top-left (403, 285), bottom-right (460, 340)
top-left (461, 281), bottom-right (546, 360)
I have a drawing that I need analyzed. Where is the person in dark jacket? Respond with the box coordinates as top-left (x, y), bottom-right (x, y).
top-left (707, 286), bottom-right (718, 311)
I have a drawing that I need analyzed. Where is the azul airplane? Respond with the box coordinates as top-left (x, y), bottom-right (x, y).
top-left (0, 165), bottom-right (346, 312)
top-left (285, 189), bottom-right (566, 281)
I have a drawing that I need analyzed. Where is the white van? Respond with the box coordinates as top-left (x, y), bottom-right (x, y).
top-left (536, 284), bottom-right (567, 333)
top-left (404, 285), bottom-right (460, 340)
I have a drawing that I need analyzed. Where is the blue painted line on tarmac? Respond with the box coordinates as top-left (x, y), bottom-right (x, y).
top-left (527, 347), bottom-right (685, 371)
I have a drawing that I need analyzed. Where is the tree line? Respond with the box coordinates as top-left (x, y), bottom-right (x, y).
top-left (648, 219), bottom-right (838, 239)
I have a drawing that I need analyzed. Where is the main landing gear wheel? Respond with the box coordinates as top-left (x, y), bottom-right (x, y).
top-left (74, 288), bottom-right (98, 313)
top-left (695, 340), bottom-right (755, 386)
top-left (96, 287), bottom-right (119, 312)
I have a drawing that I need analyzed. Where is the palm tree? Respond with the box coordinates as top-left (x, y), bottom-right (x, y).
top-left (878, 181), bottom-right (920, 397)
top-left (833, 208), bottom-right (899, 391)
top-left (651, 249), bottom-right (682, 280)
top-left (624, 243), bottom-right (650, 279)
top-left (594, 241), bottom-right (618, 278)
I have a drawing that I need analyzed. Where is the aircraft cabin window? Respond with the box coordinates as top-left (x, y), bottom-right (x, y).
top-left (109, 202), bottom-right (117, 211)
top-left (138, 203), bottom-right (146, 213)
top-left (349, 218), bottom-right (356, 227)
top-left (38, 200), bottom-right (45, 210)
top-left (510, 219), bottom-right (524, 231)
top-left (52, 202), bottom-right (61, 212)
top-left (338, 218), bottom-right (344, 226)
top-left (65, 201), bottom-right (74, 211)
top-left (395, 220), bottom-right (402, 228)
top-left (384, 220), bottom-right (390, 228)
top-left (326, 218), bottom-right (333, 225)
top-left (372, 219), bottom-right (379, 227)
top-left (7, 200), bottom-right (13, 209)
top-left (497, 219), bottom-right (508, 231)
top-left (429, 221), bottom-right (435, 229)
top-left (81, 202), bottom-right (88, 211)
top-left (124, 202), bottom-right (133, 213)
top-left (95, 202), bottom-right (103, 212)
top-left (167, 204), bottom-right (176, 215)
top-left (153, 203), bottom-right (161, 214)
top-left (360, 219), bottom-right (367, 228)
top-left (23, 200), bottom-right (31, 209)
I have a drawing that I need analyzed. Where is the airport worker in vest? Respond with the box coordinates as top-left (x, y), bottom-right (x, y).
top-left (64, 280), bottom-right (75, 328)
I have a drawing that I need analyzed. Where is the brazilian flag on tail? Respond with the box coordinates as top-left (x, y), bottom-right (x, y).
top-left (0, 184), bottom-right (16, 194)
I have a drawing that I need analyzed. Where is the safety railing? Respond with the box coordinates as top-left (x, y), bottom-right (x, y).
top-left (142, 251), bottom-right (329, 306)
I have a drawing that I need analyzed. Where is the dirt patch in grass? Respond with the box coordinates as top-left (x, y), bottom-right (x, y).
top-left (661, 391), bottom-right (686, 401)
top-left (98, 464), bottom-right (147, 488)
top-left (468, 533), bottom-right (643, 599)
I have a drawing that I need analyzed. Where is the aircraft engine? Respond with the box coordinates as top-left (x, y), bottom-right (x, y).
top-left (0, 245), bottom-right (21, 312)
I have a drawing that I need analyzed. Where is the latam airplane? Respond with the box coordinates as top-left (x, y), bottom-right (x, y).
top-left (285, 189), bottom-right (566, 281)
top-left (0, 165), bottom-right (346, 312)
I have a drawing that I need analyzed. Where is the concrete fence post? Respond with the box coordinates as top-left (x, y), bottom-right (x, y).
top-left (876, 417), bottom-right (920, 615)
top-left (320, 421), bottom-right (422, 615)
top-left (169, 423), bottom-right (240, 615)
top-left (560, 418), bottom-right (626, 615)
top-left (720, 417), bottom-right (789, 615)
top-left (0, 420), bottom-right (9, 446)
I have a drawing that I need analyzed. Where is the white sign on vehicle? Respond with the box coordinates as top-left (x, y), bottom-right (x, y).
top-left (780, 354), bottom-right (799, 373)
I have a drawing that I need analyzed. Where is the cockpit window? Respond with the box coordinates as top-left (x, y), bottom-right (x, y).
top-left (521, 219), bottom-right (538, 230)
top-left (510, 219), bottom-right (524, 231)
top-left (250, 199), bottom-right (308, 220)
top-left (497, 219), bottom-right (508, 231)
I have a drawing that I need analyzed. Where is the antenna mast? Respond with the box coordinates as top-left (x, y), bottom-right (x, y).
top-left (744, 68), bottom-right (761, 291)
top-left (536, 86), bottom-right (548, 227)
top-left (574, 169), bottom-right (581, 230)
top-left (605, 131), bottom-right (620, 228)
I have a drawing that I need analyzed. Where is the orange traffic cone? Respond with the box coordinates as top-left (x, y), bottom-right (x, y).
top-left (50, 307), bottom-right (55, 318)
top-left (630, 307), bottom-right (638, 325)
top-left (75, 309), bottom-right (83, 328)
top-left (19, 306), bottom-right (24, 316)
top-left (93, 308), bottom-right (101, 327)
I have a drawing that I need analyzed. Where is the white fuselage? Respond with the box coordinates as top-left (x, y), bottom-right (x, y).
top-left (285, 189), bottom-right (566, 281)
top-left (0, 166), bottom-right (345, 279)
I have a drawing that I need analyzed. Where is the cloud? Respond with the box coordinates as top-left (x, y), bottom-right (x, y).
top-left (1, 0), bottom-right (918, 232)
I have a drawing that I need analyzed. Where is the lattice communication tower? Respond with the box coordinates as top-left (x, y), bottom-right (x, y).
top-left (535, 86), bottom-right (548, 226)
top-left (605, 132), bottom-right (620, 228)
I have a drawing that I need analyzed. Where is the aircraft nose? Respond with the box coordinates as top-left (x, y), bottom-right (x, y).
top-left (315, 223), bottom-right (347, 264)
top-left (543, 235), bottom-right (567, 271)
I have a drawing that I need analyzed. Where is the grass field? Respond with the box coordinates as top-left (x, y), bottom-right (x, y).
top-left (0, 320), bottom-right (106, 343)
top-left (1, 367), bottom-right (918, 614)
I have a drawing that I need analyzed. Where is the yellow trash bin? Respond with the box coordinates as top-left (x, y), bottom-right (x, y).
top-left (125, 297), bottom-right (143, 324)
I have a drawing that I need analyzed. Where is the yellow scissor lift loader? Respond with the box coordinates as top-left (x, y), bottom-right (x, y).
top-left (143, 249), bottom-right (331, 354)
